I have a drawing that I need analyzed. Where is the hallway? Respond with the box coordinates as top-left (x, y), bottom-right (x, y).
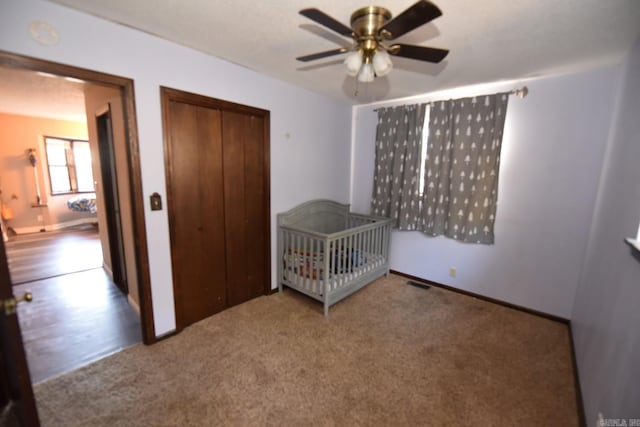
top-left (6, 226), bottom-right (141, 383)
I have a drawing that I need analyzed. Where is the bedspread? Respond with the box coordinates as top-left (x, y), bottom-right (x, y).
top-left (67, 193), bottom-right (97, 214)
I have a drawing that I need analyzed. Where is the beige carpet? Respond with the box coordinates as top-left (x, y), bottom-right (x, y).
top-left (34, 274), bottom-right (579, 426)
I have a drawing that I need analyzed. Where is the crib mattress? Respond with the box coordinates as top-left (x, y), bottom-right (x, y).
top-left (284, 252), bottom-right (385, 296)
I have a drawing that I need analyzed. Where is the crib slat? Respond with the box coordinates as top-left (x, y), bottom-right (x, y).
top-left (297, 234), bottom-right (304, 288)
top-left (340, 236), bottom-right (345, 282)
top-left (305, 234), bottom-right (311, 290)
top-left (385, 223), bottom-right (390, 259)
top-left (336, 237), bottom-right (340, 277)
top-left (358, 230), bottom-right (364, 272)
top-left (307, 236), bottom-right (312, 289)
top-left (315, 238), bottom-right (321, 294)
top-left (354, 231), bottom-right (360, 273)
top-left (348, 234), bottom-right (352, 277)
top-left (310, 239), bottom-right (320, 292)
top-left (345, 235), bottom-right (349, 278)
top-left (327, 240), bottom-right (331, 286)
top-left (288, 230), bottom-right (293, 284)
top-left (323, 238), bottom-right (330, 315)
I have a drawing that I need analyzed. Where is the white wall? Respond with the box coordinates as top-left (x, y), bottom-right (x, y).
top-left (0, 0), bottom-right (352, 336)
top-left (351, 66), bottom-right (621, 318)
top-left (572, 38), bottom-right (640, 425)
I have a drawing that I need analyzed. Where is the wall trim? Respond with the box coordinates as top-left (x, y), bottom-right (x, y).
top-left (12, 217), bottom-right (96, 235)
top-left (127, 294), bottom-right (140, 316)
top-left (390, 269), bottom-right (569, 322)
top-left (102, 262), bottom-right (113, 280)
top-left (390, 269), bottom-right (585, 426)
top-left (567, 323), bottom-right (587, 427)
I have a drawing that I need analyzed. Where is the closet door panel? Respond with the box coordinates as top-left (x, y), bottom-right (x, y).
top-left (195, 106), bottom-right (227, 315)
top-left (222, 111), bottom-right (267, 306)
top-left (166, 101), bottom-right (226, 328)
top-left (243, 114), bottom-right (267, 301)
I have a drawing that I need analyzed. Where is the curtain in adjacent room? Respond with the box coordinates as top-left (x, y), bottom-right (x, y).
top-left (371, 104), bottom-right (426, 229)
top-left (419, 93), bottom-right (509, 244)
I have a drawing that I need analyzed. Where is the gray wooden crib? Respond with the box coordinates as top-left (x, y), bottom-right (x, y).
top-left (277, 199), bottom-right (392, 315)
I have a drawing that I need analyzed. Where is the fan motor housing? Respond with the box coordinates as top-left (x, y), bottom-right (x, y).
top-left (350, 6), bottom-right (391, 38)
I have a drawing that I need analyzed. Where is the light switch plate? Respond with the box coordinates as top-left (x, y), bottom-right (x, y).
top-left (150, 192), bottom-right (162, 211)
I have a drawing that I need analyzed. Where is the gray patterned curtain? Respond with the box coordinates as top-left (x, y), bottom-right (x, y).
top-left (371, 104), bottom-right (426, 229)
top-left (419, 93), bottom-right (509, 244)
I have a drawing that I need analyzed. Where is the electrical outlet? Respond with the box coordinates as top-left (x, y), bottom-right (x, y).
top-left (37, 215), bottom-right (43, 222)
top-left (449, 267), bottom-right (457, 277)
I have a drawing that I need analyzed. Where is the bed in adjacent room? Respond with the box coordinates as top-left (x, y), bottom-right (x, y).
top-left (66, 193), bottom-right (97, 214)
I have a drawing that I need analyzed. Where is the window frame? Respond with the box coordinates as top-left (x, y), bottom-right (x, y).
top-left (43, 136), bottom-right (94, 196)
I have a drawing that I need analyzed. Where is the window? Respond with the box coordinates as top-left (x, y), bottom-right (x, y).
top-left (418, 105), bottom-right (431, 197)
top-left (415, 94), bottom-right (510, 244)
top-left (44, 137), bottom-right (94, 194)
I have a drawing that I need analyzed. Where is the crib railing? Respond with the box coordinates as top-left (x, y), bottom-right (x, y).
top-left (348, 213), bottom-right (379, 228)
top-left (278, 215), bottom-right (392, 298)
top-left (325, 220), bottom-right (390, 286)
top-left (280, 228), bottom-right (327, 295)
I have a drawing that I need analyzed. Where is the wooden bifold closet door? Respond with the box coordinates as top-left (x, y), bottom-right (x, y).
top-left (161, 88), bottom-right (270, 330)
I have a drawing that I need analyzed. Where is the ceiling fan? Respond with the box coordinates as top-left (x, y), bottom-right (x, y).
top-left (297, 0), bottom-right (449, 83)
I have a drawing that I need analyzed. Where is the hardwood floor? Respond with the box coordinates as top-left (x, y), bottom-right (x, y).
top-left (5, 226), bottom-right (141, 384)
top-left (5, 224), bottom-right (102, 284)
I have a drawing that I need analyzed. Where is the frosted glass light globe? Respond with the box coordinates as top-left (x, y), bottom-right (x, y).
top-left (344, 50), bottom-right (363, 77)
top-left (358, 63), bottom-right (375, 83)
top-left (372, 49), bottom-right (393, 77)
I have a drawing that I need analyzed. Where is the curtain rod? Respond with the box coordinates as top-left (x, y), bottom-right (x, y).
top-left (509, 86), bottom-right (529, 98)
top-left (373, 86), bottom-right (529, 111)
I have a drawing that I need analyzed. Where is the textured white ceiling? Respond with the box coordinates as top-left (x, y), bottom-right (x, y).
top-left (33, 0), bottom-right (640, 104)
top-left (5, 0), bottom-right (640, 120)
top-left (0, 67), bottom-right (87, 122)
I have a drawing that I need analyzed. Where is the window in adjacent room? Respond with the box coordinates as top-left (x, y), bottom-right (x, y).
top-left (44, 137), bottom-right (94, 194)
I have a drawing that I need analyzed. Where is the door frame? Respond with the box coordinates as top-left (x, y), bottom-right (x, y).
top-left (160, 86), bottom-right (271, 332)
top-left (95, 105), bottom-right (128, 294)
top-left (0, 50), bottom-right (156, 344)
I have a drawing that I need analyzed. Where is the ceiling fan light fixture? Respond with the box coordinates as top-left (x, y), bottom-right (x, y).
top-left (358, 63), bottom-right (375, 83)
top-left (298, 2), bottom-right (449, 86)
top-left (372, 49), bottom-right (393, 77)
top-left (344, 50), bottom-right (363, 76)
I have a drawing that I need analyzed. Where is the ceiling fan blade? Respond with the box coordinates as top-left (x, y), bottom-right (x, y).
top-left (380, 1), bottom-right (442, 40)
top-left (388, 44), bottom-right (449, 63)
top-left (296, 48), bottom-right (349, 62)
top-left (300, 8), bottom-right (353, 37)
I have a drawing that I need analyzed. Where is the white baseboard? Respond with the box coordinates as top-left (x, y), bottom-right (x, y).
top-left (99, 264), bottom-right (141, 317)
top-left (127, 294), bottom-right (141, 316)
top-left (12, 225), bottom-right (47, 234)
top-left (13, 217), bottom-right (97, 235)
top-left (102, 262), bottom-right (114, 280)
